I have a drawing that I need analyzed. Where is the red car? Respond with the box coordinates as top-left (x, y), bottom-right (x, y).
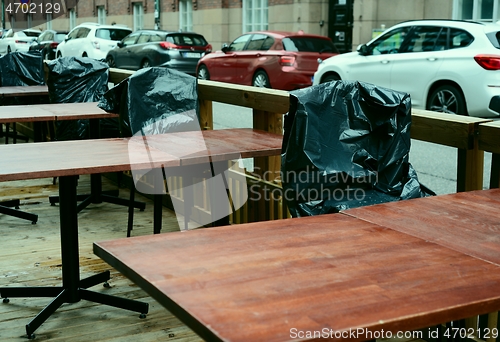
top-left (196, 31), bottom-right (337, 90)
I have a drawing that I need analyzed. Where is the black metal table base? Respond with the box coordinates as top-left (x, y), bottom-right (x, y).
top-left (0, 175), bottom-right (148, 338)
top-left (49, 174), bottom-right (146, 214)
top-left (0, 199), bottom-right (38, 224)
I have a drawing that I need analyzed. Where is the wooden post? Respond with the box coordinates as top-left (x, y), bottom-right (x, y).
top-left (199, 98), bottom-right (213, 130)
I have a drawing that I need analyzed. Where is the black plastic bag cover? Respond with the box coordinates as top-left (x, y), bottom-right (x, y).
top-left (281, 80), bottom-right (434, 217)
top-left (47, 57), bottom-right (114, 140)
top-left (98, 67), bottom-right (199, 137)
top-left (0, 51), bottom-right (45, 86)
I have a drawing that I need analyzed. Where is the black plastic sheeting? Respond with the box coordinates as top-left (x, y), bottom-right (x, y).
top-left (0, 51), bottom-right (49, 110)
top-left (46, 56), bottom-right (118, 140)
top-left (0, 51), bottom-right (45, 87)
top-left (281, 80), bottom-right (435, 217)
top-left (98, 67), bottom-right (199, 138)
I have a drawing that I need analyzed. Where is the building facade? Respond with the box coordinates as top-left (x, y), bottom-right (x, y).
top-left (3, 0), bottom-right (499, 52)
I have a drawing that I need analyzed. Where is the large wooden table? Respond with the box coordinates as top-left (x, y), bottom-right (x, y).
top-left (94, 189), bottom-right (500, 342)
top-left (0, 128), bottom-right (283, 338)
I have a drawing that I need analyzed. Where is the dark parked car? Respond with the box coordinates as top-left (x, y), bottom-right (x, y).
top-left (106, 30), bottom-right (212, 75)
top-left (29, 29), bottom-right (68, 60)
top-left (196, 31), bottom-right (338, 90)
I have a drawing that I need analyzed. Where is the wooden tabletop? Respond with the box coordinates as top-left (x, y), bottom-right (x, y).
top-left (0, 102), bottom-right (118, 123)
top-left (94, 209), bottom-right (500, 341)
top-left (342, 188), bottom-right (500, 266)
top-left (0, 128), bottom-right (283, 182)
top-left (0, 85), bottom-right (49, 97)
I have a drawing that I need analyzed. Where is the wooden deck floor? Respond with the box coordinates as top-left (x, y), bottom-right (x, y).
top-left (0, 172), bottom-right (204, 341)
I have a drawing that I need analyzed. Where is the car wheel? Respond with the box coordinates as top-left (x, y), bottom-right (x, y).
top-left (7, 46), bottom-right (11, 54)
top-left (427, 85), bottom-right (467, 115)
top-left (252, 70), bottom-right (270, 88)
top-left (57, 51), bottom-right (62, 58)
top-left (141, 59), bottom-right (151, 69)
top-left (106, 56), bottom-right (116, 68)
top-left (197, 65), bottom-right (210, 80)
top-left (321, 73), bottom-right (341, 84)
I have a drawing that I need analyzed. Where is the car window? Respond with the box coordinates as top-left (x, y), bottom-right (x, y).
top-left (122, 33), bottom-right (139, 46)
top-left (486, 31), bottom-right (500, 49)
top-left (23, 30), bottom-right (40, 38)
top-left (55, 33), bottom-right (67, 42)
top-left (228, 34), bottom-right (251, 52)
top-left (402, 26), bottom-right (446, 53)
top-left (367, 27), bottom-right (411, 55)
top-left (168, 34), bottom-right (207, 46)
top-left (150, 33), bottom-right (164, 42)
top-left (282, 37), bottom-right (335, 52)
top-left (245, 34), bottom-right (269, 50)
top-left (450, 28), bottom-right (474, 49)
top-left (77, 28), bottom-right (90, 39)
top-left (68, 28), bottom-right (79, 40)
top-left (137, 33), bottom-right (150, 44)
top-left (95, 28), bottom-right (131, 41)
top-left (6, 30), bottom-right (14, 38)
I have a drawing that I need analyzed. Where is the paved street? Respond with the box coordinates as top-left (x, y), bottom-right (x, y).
top-left (212, 102), bottom-right (492, 195)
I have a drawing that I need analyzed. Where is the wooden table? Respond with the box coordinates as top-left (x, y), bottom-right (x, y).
top-left (0, 128), bottom-right (283, 338)
top-left (0, 101), bottom-right (118, 142)
top-left (0, 85), bottom-right (48, 98)
top-left (94, 189), bottom-right (500, 342)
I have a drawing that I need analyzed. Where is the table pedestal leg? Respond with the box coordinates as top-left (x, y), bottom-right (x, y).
top-left (0, 175), bottom-right (149, 339)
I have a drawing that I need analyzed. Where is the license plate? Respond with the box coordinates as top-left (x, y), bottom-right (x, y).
top-left (183, 52), bottom-right (201, 58)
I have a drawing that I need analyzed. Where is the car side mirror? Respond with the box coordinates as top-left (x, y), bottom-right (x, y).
top-left (221, 43), bottom-right (229, 53)
top-left (357, 44), bottom-right (369, 56)
top-left (117, 41), bottom-right (124, 48)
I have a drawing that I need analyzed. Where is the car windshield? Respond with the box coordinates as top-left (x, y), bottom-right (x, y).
top-left (21, 31), bottom-right (40, 37)
top-left (168, 34), bottom-right (208, 46)
top-left (282, 37), bottom-right (335, 53)
top-left (96, 28), bottom-right (132, 41)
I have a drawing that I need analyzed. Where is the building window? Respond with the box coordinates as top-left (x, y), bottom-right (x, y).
top-left (243, 0), bottom-right (268, 32)
top-left (133, 3), bottom-right (144, 31)
top-left (179, 0), bottom-right (192, 32)
top-left (453, 0), bottom-right (500, 22)
top-left (69, 9), bottom-right (76, 29)
top-left (97, 6), bottom-right (106, 24)
top-left (46, 13), bottom-right (52, 30)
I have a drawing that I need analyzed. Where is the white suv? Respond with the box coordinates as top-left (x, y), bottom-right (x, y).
top-left (313, 20), bottom-right (500, 118)
top-left (56, 23), bottom-right (131, 60)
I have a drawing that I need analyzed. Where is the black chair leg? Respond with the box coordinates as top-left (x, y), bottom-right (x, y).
top-left (0, 200), bottom-right (38, 224)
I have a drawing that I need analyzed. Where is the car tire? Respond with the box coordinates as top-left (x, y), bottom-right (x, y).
top-left (427, 84), bottom-right (467, 115)
top-left (197, 65), bottom-right (210, 80)
top-left (106, 56), bottom-right (116, 68)
top-left (321, 73), bottom-right (341, 84)
top-left (57, 51), bottom-right (62, 58)
top-left (252, 70), bottom-right (271, 88)
top-left (7, 46), bottom-right (11, 54)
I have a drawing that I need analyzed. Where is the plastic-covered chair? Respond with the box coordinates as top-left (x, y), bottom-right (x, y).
top-left (281, 80), bottom-right (434, 217)
top-left (46, 57), bottom-right (144, 213)
top-left (0, 51), bottom-right (47, 144)
top-left (100, 67), bottom-right (226, 235)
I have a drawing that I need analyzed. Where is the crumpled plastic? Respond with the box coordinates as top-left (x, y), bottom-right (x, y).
top-left (0, 51), bottom-right (45, 87)
top-left (98, 67), bottom-right (199, 137)
top-left (281, 80), bottom-right (435, 217)
top-left (46, 57), bottom-right (118, 140)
